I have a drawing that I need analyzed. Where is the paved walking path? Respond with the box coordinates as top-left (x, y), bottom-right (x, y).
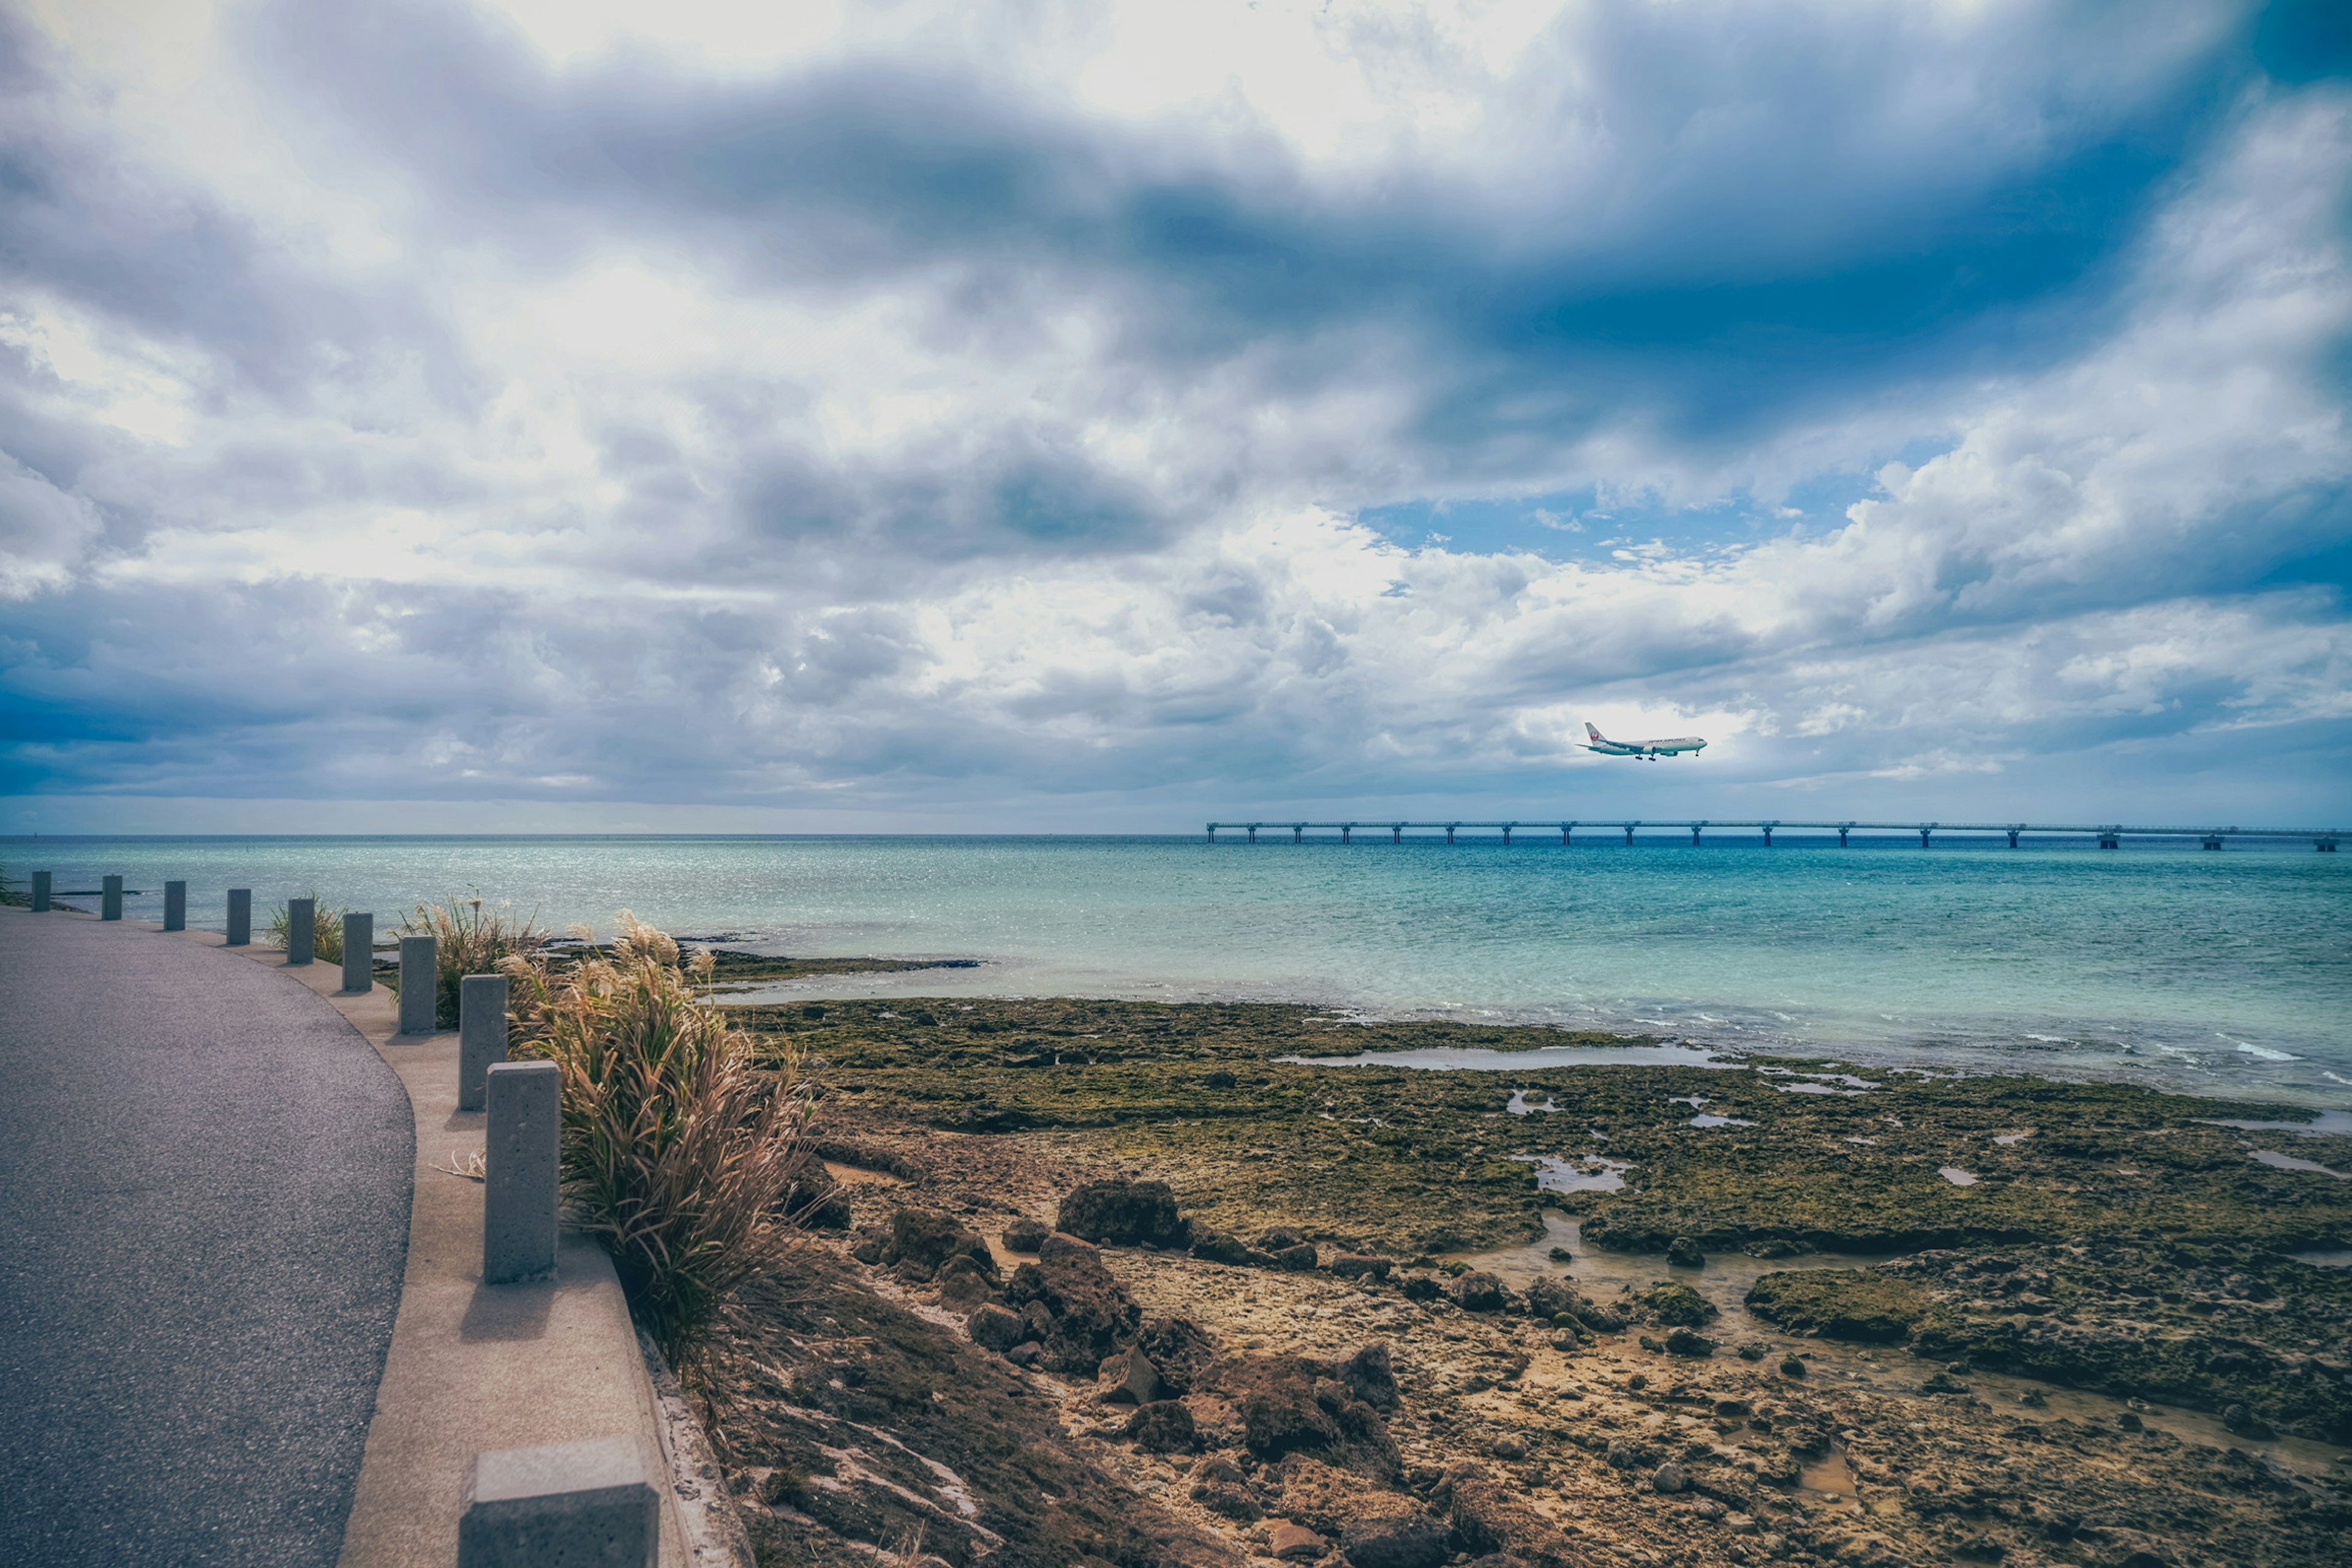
top-left (0, 910), bottom-right (412, 1568)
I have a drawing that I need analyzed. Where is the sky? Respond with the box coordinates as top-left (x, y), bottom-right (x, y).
top-left (3, 0), bottom-right (2351, 834)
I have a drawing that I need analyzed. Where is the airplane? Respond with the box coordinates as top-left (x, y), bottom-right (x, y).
top-left (1582, 722), bottom-right (1706, 760)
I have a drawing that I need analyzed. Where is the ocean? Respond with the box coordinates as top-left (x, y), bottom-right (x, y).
top-left (9, 833), bottom-right (2348, 1107)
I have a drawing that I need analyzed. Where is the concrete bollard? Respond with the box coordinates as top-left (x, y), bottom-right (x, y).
top-left (287, 897), bottom-right (315, 965)
top-left (398, 935), bottom-right (439, 1035)
top-left (483, 1060), bottom-right (560, 1285)
top-left (164, 881), bottom-right (186, 931)
top-left (32, 871), bottom-right (50, 911)
top-left (459, 974), bottom-right (511, 1114)
top-left (227, 889), bottom-right (251, 946)
top-left (102, 875), bottom-right (123, 921)
top-left (459, 1436), bottom-right (656, 1567)
top-left (342, 913), bottom-right (374, 993)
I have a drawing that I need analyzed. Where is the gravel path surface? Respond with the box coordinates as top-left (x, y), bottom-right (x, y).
top-left (0, 912), bottom-right (411, 1567)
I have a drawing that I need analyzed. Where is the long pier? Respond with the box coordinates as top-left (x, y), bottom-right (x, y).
top-left (1205, 820), bottom-right (2342, 850)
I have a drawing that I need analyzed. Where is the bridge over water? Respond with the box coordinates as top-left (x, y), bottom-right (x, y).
top-left (1205, 820), bottom-right (2342, 850)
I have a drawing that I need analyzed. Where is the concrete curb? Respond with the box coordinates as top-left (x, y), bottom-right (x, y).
top-left (638, 1325), bottom-right (759, 1567)
top-left (119, 918), bottom-right (748, 1568)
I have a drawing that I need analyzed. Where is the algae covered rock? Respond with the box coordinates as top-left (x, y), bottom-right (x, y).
top-left (966, 1302), bottom-right (1027, 1352)
top-left (1196, 1348), bottom-right (1403, 1479)
top-left (1002, 1233), bottom-right (1141, 1373)
top-left (1665, 1236), bottom-right (1706, 1268)
top-left (1137, 1315), bottom-right (1219, 1395)
top-left (1123, 1398), bottom-right (1199, 1453)
top-left (1188, 1227), bottom-right (1253, 1265)
top-left (1746, 1269), bottom-right (1928, 1343)
top-left (1057, 1178), bottom-right (1192, 1249)
top-left (1636, 1280), bottom-right (1717, 1327)
top-left (1340, 1511), bottom-right (1449, 1568)
top-left (1447, 1271), bottom-right (1510, 1313)
top-left (883, 1208), bottom-right (995, 1283)
top-left (1002, 1216), bottom-right (1049, 1252)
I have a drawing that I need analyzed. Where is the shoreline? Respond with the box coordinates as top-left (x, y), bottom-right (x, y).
top-left (688, 986), bottom-right (2351, 1567)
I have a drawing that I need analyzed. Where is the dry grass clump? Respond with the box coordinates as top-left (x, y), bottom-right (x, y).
top-left (269, 897), bottom-right (347, 963)
top-left (505, 912), bottom-right (813, 1359)
top-left (399, 897), bottom-right (545, 1029)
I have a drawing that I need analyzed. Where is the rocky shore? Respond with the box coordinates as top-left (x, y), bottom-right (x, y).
top-left (688, 989), bottom-right (2352, 1568)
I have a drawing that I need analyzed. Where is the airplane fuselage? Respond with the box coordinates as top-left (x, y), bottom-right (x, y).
top-left (1583, 734), bottom-right (1706, 759)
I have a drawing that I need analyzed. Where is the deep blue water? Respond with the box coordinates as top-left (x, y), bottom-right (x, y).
top-left (8, 833), bottom-right (2348, 1107)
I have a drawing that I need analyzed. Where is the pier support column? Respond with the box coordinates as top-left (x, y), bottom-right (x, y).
top-left (1445, 824), bottom-right (1457, 845)
top-left (1623, 825), bottom-right (1635, 846)
top-left (399, 934), bottom-right (439, 1035)
top-left (102, 875), bottom-right (123, 921)
top-left (286, 897), bottom-right (315, 965)
top-left (1762, 826), bottom-right (1774, 847)
top-left (1391, 825), bottom-right (1403, 844)
top-left (1920, 829), bottom-right (1932, 849)
top-left (1501, 826), bottom-right (1513, 846)
top-left (164, 881), bottom-right (186, 930)
top-left (1691, 826), bottom-right (1702, 846)
top-left (1838, 827), bottom-right (1850, 847)
top-left (1292, 824), bottom-right (1303, 844)
top-left (2318, 838), bottom-right (2337, 853)
top-left (1560, 825), bottom-right (1572, 845)
top-left (343, 913), bottom-right (374, 993)
top-left (2008, 830), bottom-right (2020, 848)
top-left (2098, 832), bottom-right (2120, 850)
top-left (1206, 826), bottom-right (1216, 842)
top-left (2202, 836), bottom-right (2223, 850)
top-left (32, 870), bottom-right (51, 911)
top-left (1340, 826), bottom-right (1352, 844)
top-left (1246, 826), bottom-right (1257, 843)
top-left (227, 889), bottom-right (251, 946)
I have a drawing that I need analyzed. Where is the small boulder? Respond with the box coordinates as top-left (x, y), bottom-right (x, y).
top-left (1204, 1069), bottom-right (1237, 1088)
top-left (1329, 1254), bottom-right (1392, 1281)
top-left (1398, 1273), bottom-right (1442, 1302)
top-left (2221, 1403), bottom-right (2275, 1441)
top-left (1259, 1226), bottom-right (1306, 1251)
top-left (1003, 1216), bottom-right (1050, 1253)
top-left (1275, 1243), bottom-right (1321, 1272)
top-left (1006, 1342), bottom-right (1042, 1368)
top-left (1665, 1328), bottom-right (1717, 1358)
top-left (1665, 1237), bottom-right (1706, 1269)
top-left (936, 1254), bottom-right (997, 1308)
top-left (1547, 1245), bottom-right (1574, 1263)
top-left (1189, 1228), bottom-right (1253, 1265)
top-left (885, 1209), bottom-right (996, 1280)
top-left (1097, 1345), bottom-right (1167, 1406)
top-left (1137, 1316), bottom-right (1219, 1395)
top-left (1125, 1400), bottom-right (1199, 1454)
top-left (1339, 1513), bottom-right (1450, 1568)
top-left (1651, 1461), bottom-right (1688, 1493)
top-left (1194, 1483), bottom-right (1262, 1522)
top-left (1780, 1355), bottom-right (1807, 1378)
top-left (1270, 1521), bottom-right (1329, 1561)
top-left (967, 1303), bottom-right (1026, 1352)
top-left (1057, 1179), bottom-right (1192, 1249)
top-left (1489, 1435), bottom-right (1526, 1460)
top-left (1447, 1272), bottom-right (1510, 1313)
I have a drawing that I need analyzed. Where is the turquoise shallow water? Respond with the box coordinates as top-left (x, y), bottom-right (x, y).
top-left (8, 833), bottom-right (2348, 1106)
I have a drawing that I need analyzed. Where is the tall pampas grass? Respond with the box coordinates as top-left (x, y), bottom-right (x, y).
top-left (505, 913), bottom-right (813, 1359)
top-left (269, 897), bottom-right (347, 963)
top-left (399, 897), bottom-right (546, 1029)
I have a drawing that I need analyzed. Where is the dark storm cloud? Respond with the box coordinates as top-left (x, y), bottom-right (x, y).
top-left (248, 0), bottom-right (2253, 459)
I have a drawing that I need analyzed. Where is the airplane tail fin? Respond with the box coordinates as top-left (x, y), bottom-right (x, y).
top-left (1585, 722), bottom-right (1604, 741)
